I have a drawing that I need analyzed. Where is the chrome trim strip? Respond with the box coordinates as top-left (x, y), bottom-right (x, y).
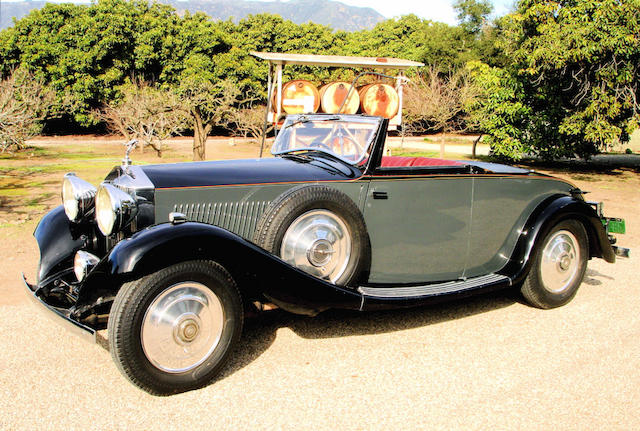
top-left (22, 273), bottom-right (96, 343)
top-left (357, 273), bottom-right (510, 299)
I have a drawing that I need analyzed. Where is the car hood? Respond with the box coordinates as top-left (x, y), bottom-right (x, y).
top-left (140, 155), bottom-right (361, 189)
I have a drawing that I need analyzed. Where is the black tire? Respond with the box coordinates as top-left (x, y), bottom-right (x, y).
top-left (108, 260), bottom-right (243, 395)
top-left (253, 184), bottom-right (370, 286)
top-left (521, 219), bottom-right (588, 309)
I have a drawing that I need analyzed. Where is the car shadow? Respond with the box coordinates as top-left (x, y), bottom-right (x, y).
top-left (218, 288), bottom-right (518, 380)
top-left (582, 268), bottom-right (615, 286)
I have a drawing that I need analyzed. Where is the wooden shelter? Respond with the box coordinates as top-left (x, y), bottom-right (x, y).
top-left (250, 52), bottom-right (424, 156)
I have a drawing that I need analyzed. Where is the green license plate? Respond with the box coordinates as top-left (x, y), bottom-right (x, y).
top-left (603, 218), bottom-right (626, 234)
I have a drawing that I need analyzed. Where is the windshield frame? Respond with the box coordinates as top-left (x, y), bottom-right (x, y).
top-left (271, 114), bottom-right (383, 166)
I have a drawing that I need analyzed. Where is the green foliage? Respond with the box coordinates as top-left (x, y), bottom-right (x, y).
top-left (454, 0), bottom-right (493, 35)
top-left (2, 0), bottom-right (638, 163)
top-left (0, 0), bottom-right (181, 126)
top-left (465, 61), bottom-right (531, 159)
top-left (345, 15), bottom-right (480, 71)
top-left (500, 0), bottom-right (640, 158)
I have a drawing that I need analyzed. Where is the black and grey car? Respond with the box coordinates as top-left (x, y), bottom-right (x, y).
top-left (24, 114), bottom-right (629, 395)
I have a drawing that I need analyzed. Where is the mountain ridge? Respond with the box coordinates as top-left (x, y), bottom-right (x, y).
top-left (0, 0), bottom-right (385, 31)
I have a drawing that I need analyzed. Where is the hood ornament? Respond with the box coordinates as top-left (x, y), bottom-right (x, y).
top-left (122, 139), bottom-right (138, 171)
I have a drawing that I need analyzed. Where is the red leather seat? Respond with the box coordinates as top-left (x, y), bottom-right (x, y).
top-left (380, 156), bottom-right (463, 168)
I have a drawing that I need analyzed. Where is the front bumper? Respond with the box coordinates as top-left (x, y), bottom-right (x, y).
top-left (22, 273), bottom-right (97, 343)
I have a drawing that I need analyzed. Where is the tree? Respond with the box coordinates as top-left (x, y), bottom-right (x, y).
top-left (404, 67), bottom-right (479, 157)
top-left (465, 61), bottom-right (531, 159)
top-left (231, 105), bottom-right (273, 144)
top-left (179, 71), bottom-right (242, 160)
top-left (0, 0), bottom-right (181, 127)
top-left (345, 15), bottom-right (480, 71)
top-left (97, 82), bottom-right (188, 157)
top-left (0, 69), bottom-right (54, 151)
top-left (499, 0), bottom-right (640, 158)
top-left (454, 0), bottom-right (493, 35)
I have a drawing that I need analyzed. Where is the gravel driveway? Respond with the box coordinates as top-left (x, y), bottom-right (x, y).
top-left (1, 166), bottom-right (638, 430)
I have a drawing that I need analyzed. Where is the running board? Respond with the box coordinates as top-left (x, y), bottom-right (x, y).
top-left (358, 273), bottom-right (511, 299)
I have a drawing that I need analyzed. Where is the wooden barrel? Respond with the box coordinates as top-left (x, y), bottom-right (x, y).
top-left (273, 80), bottom-right (320, 114)
top-left (319, 82), bottom-right (360, 114)
top-left (358, 83), bottom-right (399, 119)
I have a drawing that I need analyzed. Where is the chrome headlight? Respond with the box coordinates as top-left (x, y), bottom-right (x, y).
top-left (61, 173), bottom-right (97, 222)
top-left (74, 250), bottom-right (100, 282)
top-left (95, 183), bottom-right (137, 236)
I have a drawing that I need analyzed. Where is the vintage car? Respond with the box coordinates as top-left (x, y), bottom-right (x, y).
top-left (24, 114), bottom-right (628, 395)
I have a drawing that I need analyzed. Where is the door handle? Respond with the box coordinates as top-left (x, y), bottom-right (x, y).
top-left (372, 191), bottom-right (388, 200)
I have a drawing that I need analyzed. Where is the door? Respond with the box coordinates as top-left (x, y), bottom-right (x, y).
top-left (362, 177), bottom-right (473, 284)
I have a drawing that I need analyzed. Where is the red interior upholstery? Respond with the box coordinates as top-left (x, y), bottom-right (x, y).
top-left (380, 156), bottom-right (463, 168)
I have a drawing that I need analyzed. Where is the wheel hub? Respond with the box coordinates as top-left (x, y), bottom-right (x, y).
top-left (174, 315), bottom-right (201, 343)
top-left (307, 239), bottom-right (335, 267)
top-left (141, 282), bottom-right (224, 373)
top-left (558, 254), bottom-right (571, 271)
top-left (540, 230), bottom-right (580, 293)
top-left (280, 209), bottom-right (351, 283)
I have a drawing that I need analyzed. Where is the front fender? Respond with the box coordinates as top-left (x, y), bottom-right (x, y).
top-left (83, 222), bottom-right (363, 315)
top-left (503, 195), bottom-right (615, 284)
top-left (34, 206), bottom-right (86, 283)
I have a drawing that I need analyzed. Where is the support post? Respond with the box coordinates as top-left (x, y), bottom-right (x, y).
top-left (275, 63), bottom-right (283, 138)
top-left (259, 62), bottom-right (274, 158)
top-left (397, 71), bottom-right (405, 148)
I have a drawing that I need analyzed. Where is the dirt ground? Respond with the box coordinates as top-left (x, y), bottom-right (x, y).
top-left (0, 136), bottom-right (639, 430)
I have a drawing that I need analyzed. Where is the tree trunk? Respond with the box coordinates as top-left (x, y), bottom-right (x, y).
top-left (472, 134), bottom-right (483, 159)
top-left (440, 134), bottom-right (445, 159)
top-left (192, 108), bottom-right (206, 161)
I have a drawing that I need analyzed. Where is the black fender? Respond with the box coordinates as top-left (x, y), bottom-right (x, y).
top-left (33, 206), bottom-right (86, 283)
top-left (501, 195), bottom-right (615, 284)
top-left (81, 221), bottom-right (363, 315)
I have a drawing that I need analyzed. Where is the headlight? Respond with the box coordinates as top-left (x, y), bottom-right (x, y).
top-left (74, 250), bottom-right (100, 282)
top-left (95, 183), bottom-right (137, 236)
top-left (61, 173), bottom-right (97, 222)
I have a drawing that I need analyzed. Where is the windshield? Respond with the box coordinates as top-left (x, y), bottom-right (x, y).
top-left (271, 115), bottom-right (380, 165)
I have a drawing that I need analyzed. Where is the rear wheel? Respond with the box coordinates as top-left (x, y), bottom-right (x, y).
top-left (108, 260), bottom-right (243, 395)
top-left (521, 219), bottom-right (588, 309)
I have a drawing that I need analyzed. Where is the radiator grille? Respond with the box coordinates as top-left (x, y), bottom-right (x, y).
top-left (172, 201), bottom-right (270, 240)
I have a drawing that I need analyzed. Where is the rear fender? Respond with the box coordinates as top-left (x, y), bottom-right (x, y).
top-left (503, 195), bottom-right (615, 284)
top-left (80, 222), bottom-right (363, 315)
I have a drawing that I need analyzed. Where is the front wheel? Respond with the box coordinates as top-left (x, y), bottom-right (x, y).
top-left (108, 260), bottom-right (243, 395)
top-left (521, 219), bottom-right (588, 309)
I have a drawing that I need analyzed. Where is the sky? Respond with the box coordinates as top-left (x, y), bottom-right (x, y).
top-left (334, 0), bottom-right (515, 24)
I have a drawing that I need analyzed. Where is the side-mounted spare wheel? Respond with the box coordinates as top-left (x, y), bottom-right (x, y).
top-left (253, 184), bottom-right (370, 286)
top-left (108, 260), bottom-right (243, 395)
top-left (521, 219), bottom-right (589, 309)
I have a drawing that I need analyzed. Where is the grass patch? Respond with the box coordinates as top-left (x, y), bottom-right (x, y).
top-left (423, 136), bottom-right (474, 145)
top-left (0, 146), bottom-right (49, 159)
top-left (390, 149), bottom-right (440, 158)
top-left (0, 188), bottom-right (29, 197)
top-left (389, 147), bottom-right (491, 162)
top-left (25, 192), bottom-right (55, 207)
top-left (569, 173), bottom-right (599, 182)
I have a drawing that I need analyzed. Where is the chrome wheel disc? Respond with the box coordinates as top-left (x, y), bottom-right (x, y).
top-left (280, 209), bottom-right (351, 283)
top-left (141, 282), bottom-right (224, 373)
top-left (540, 230), bottom-right (581, 293)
